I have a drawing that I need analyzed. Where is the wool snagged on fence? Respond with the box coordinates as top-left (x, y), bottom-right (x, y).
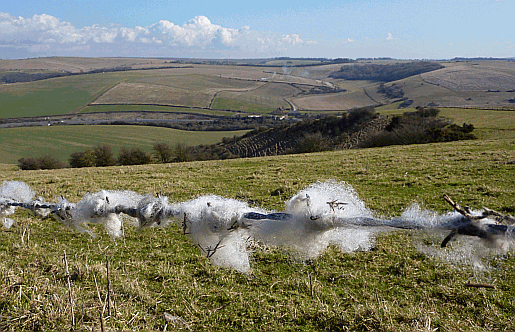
top-left (1, 180), bottom-right (514, 273)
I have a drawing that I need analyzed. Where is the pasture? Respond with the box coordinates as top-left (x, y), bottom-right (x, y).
top-left (0, 125), bottom-right (249, 165)
top-left (1, 138), bottom-right (514, 331)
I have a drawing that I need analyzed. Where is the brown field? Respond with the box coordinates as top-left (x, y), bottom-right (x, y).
top-left (91, 82), bottom-right (214, 108)
top-left (374, 65), bottom-right (515, 109)
top-left (287, 63), bottom-right (346, 80)
top-left (421, 64), bottom-right (515, 92)
top-left (213, 82), bottom-right (297, 112)
top-left (0, 57), bottom-right (189, 73)
top-left (217, 82), bottom-right (299, 102)
top-left (134, 73), bottom-right (259, 92)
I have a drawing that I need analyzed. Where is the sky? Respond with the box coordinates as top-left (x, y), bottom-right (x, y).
top-left (0, 0), bottom-right (513, 60)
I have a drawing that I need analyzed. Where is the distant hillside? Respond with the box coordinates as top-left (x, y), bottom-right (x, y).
top-left (221, 108), bottom-right (385, 158)
top-left (329, 61), bottom-right (444, 82)
top-left (2, 57), bottom-right (513, 116)
top-left (188, 107), bottom-right (475, 160)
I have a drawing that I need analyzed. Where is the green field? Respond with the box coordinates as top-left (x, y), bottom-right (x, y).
top-left (0, 125), bottom-right (249, 164)
top-left (1, 138), bottom-right (514, 331)
top-left (0, 72), bottom-right (125, 118)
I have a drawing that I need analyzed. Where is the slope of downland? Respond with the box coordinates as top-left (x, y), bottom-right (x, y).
top-left (0, 125), bottom-right (250, 165)
top-left (0, 139), bottom-right (514, 331)
top-left (319, 60), bottom-right (515, 111)
top-left (0, 72), bottom-right (123, 118)
top-left (221, 112), bottom-right (389, 158)
top-left (213, 106), bottom-right (514, 158)
top-left (373, 61), bottom-right (515, 109)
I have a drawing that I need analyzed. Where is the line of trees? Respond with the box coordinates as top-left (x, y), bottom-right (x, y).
top-left (18, 143), bottom-right (196, 170)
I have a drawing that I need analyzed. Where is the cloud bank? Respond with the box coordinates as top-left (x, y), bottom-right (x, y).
top-left (0, 12), bottom-right (312, 58)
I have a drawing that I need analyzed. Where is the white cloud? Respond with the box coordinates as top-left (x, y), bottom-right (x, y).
top-left (0, 12), bottom-right (312, 58)
top-left (387, 32), bottom-right (394, 41)
top-left (281, 34), bottom-right (303, 46)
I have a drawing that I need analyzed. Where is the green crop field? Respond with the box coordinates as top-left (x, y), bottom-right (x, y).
top-left (0, 84), bottom-right (92, 118)
top-left (0, 125), bottom-right (249, 165)
top-left (211, 97), bottom-right (281, 113)
top-left (0, 72), bottom-right (126, 118)
top-left (1, 137), bottom-right (514, 331)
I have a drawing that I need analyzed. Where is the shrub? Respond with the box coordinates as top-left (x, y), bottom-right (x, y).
top-left (347, 107), bottom-right (377, 126)
top-left (152, 142), bottom-right (174, 163)
top-left (412, 106), bottom-right (440, 118)
top-left (37, 155), bottom-right (65, 170)
top-left (292, 132), bottom-right (331, 154)
top-left (377, 83), bottom-right (404, 99)
top-left (93, 145), bottom-right (116, 167)
top-left (18, 157), bottom-right (41, 170)
top-left (69, 149), bottom-right (96, 168)
top-left (18, 155), bottom-right (65, 170)
top-left (173, 142), bottom-right (193, 162)
top-left (117, 147), bottom-right (153, 166)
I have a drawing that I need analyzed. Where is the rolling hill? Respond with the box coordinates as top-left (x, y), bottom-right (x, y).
top-left (2, 57), bottom-right (514, 119)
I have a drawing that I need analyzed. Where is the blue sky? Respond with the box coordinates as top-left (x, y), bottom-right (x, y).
top-left (1, 0), bottom-right (513, 59)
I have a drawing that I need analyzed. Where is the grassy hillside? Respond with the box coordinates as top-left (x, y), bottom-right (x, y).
top-left (0, 125), bottom-right (249, 165)
top-left (1, 138), bottom-right (514, 331)
top-left (0, 72), bottom-right (124, 118)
